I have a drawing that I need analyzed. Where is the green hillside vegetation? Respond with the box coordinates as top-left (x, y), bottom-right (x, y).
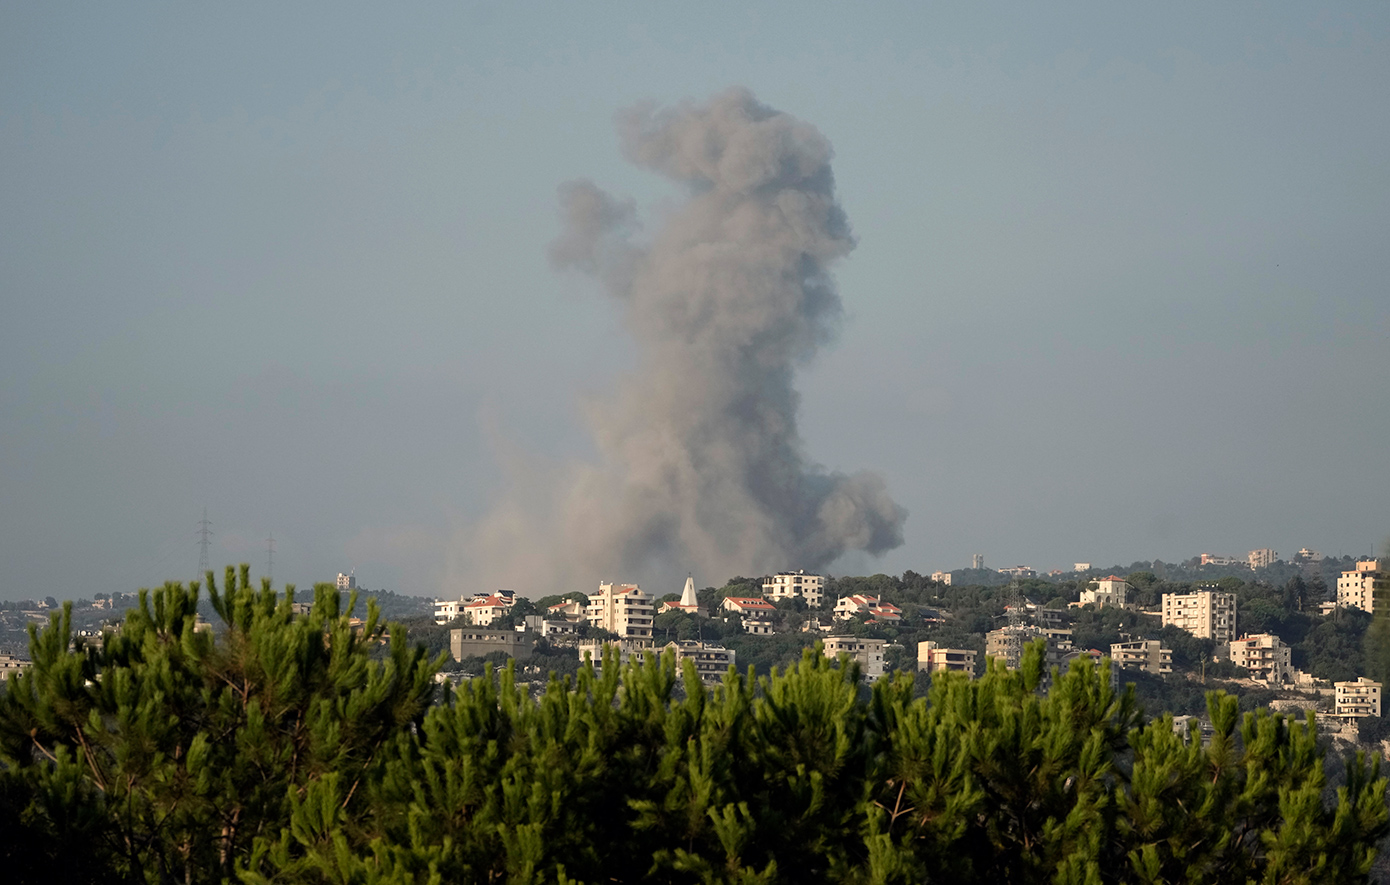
top-left (1, 567), bottom-right (1387, 883)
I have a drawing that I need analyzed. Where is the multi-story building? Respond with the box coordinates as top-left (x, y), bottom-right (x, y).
top-left (972, 554), bottom-right (985, 570)
top-left (336, 572), bottom-right (356, 591)
top-left (985, 625), bottom-right (1071, 671)
top-left (930, 570), bottom-right (953, 586)
top-left (1161, 589), bottom-right (1237, 643)
top-left (917, 641), bottom-right (976, 677)
top-left (577, 638), bottom-right (654, 669)
top-left (823, 636), bottom-right (886, 683)
top-left (586, 582), bottom-right (655, 639)
top-left (1199, 554), bottom-right (1242, 567)
top-left (998, 566), bottom-right (1036, 579)
top-left (450, 628), bottom-right (533, 661)
top-left (1109, 639), bottom-right (1172, 676)
top-left (1073, 563), bottom-right (1092, 572)
top-left (663, 640), bottom-right (736, 685)
top-left (1229, 633), bottom-right (1292, 685)
top-left (1248, 548), bottom-right (1278, 569)
top-left (1081, 576), bottom-right (1130, 609)
top-left (1335, 677), bottom-right (1382, 719)
top-left (1338, 560), bottom-right (1387, 614)
top-left (762, 571), bottom-right (825, 608)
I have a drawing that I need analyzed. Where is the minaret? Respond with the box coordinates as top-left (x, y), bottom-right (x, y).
top-left (680, 574), bottom-right (698, 608)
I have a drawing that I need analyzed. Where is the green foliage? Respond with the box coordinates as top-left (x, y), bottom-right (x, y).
top-left (0, 566), bottom-right (438, 884)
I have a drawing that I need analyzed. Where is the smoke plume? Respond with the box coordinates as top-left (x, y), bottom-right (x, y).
top-left (466, 88), bottom-right (906, 594)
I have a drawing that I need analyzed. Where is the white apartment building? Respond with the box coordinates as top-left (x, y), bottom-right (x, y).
top-left (1080, 576), bottom-right (1130, 609)
top-left (434, 598), bottom-right (464, 625)
top-left (929, 570), bottom-right (953, 586)
top-left (917, 641), bottom-right (976, 677)
top-left (1229, 633), bottom-right (1292, 685)
top-left (1338, 560), bottom-right (1387, 614)
top-left (762, 571), bottom-right (826, 608)
top-left (1109, 639), bottom-right (1172, 676)
top-left (336, 572), bottom-right (356, 591)
top-left (823, 636), bottom-right (886, 683)
top-left (586, 582), bottom-right (654, 639)
top-left (1248, 548), bottom-right (1278, 569)
top-left (1161, 589), bottom-right (1237, 643)
top-left (1335, 677), bottom-right (1382, 719)
top-left (985, 625), bottom-right (1072, 671)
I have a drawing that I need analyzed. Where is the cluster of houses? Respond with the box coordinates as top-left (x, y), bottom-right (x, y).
top-left (431, 560), bottom-right (1390, 723)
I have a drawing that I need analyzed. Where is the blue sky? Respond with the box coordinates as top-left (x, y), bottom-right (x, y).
top-left (2, 3), bottom-right (1387, 599)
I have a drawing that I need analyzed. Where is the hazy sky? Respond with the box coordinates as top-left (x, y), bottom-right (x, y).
top-left (3, 3), bottom-right (1387, 601)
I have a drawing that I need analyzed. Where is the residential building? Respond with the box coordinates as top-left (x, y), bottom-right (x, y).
top-left (450, 628), bottom-right (534, 661)
top-left (463, 594), bottom-right (511, 627)
top-left (985, 625), bottom-right (1071, 671)
top-left (336, 572), bottom-right (356, 592)
top-left (1248, 548), bottom-right (1278, 569)
top-left (1081, 576), bottom-right (1130, 609)
top-left (917, 641), bottom-right (976, 677)
top-left (577, 638), bottom-right (653, 669)
top-left (998, 566), bottom-right (1036, 579)
top-left (1162, 589), bottom-right (1237, 643)
top-left (664, 640), bottom-right (736, 685)
top-left (434, 598), bottom-right (465, 625)
top-left (823, 636), bottom-right (886, 683)
top-left (1335, 678), bottom-right (1382, 719)
top-left (1338, 560), bottom-right (1387, 614)
top-left (930, 570), bottom-right (952, 586)
top-left (1199, 554), bottom-right (1242, 567)
top-left (1229, 634), bottom-right (1292, 685)
top-left (1294, 548), bottom-right (1324, 564)
top-left (1109, 639), bottom-right (1172, 676)
top-left (1073, 563), bottom-right (1092, 572)
top-left (586, 582), bottom-right (655, 639)
top-left (762, 570), bottom-right (825, 608)
top-left (833, 594), bottom-right (893, 621)
top-left (546, 599), bottom-right (587, 622)
top-left (742, 616), bottom-right (775, 635)
top-left (521, 615), bottom-right (578, 638)
top-left (721, 596), bottom-right (778, 617)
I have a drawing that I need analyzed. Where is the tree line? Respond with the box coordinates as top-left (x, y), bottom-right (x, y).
top-left (1, 567), bottom-right (1386, 883)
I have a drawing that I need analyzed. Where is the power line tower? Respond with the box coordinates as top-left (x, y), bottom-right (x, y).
top-left (196, 508), bottom-right (213, 576)
top-left (266, 533), bottom-right (275, 584)
top-left (1004, 581), bottom-right (1025, 629)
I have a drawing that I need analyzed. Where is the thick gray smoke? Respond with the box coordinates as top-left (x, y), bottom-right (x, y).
top-left (466, 88), bottom-right (905, 594)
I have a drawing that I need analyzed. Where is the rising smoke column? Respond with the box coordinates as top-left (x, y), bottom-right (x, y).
top-left (467, 88), bottom-right (906, 593)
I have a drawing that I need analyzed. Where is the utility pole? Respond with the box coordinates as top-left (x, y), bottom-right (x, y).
top-left (197, 508), bottom-right (213, 576)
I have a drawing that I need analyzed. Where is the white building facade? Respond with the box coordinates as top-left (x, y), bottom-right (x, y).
top-left (1229, 633), bottom-right (1292, 684)
top-left (1162, 589), bottom-right (1237, 643)
top-left (762, 571), bottom-right (825, 608)
top-left (586, 582), bottom-right (655, 639)
top-left (1109, 639), bottom-right (1172, 676)
top-left (1338, 560), bottom-right (1387, 614)
top-left (1335, 677), bottom-right (1382, 718)
top-left (823, 636), bottom-right (886, 683)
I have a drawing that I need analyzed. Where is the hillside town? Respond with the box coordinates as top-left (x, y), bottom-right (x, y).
top-left (418, 549), bottom-right (1390, 745)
